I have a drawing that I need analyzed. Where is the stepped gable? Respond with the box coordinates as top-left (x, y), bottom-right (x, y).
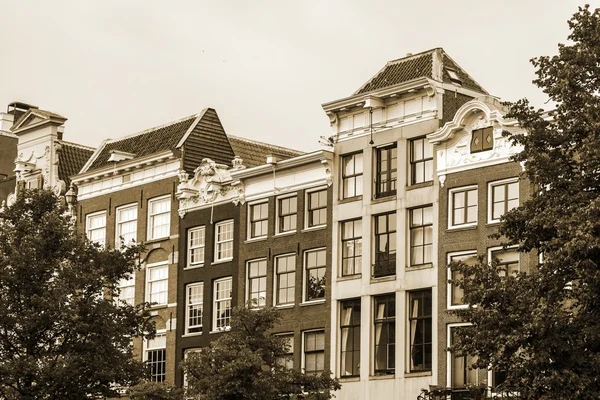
top-left (57, 141), bottom-right (94, 185)
top-left (228, 135), bottom-right (304, 168)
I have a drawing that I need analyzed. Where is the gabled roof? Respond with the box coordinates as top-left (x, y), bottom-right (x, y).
top-left (57, 141), bottom-right (94, 186)
top-left (84, 114), bottom-right (198, 172)
top-left (228, 136), bottom-right (304, 168)
top-left (354, 48), bottom-right (487, 96)
top-left (10, 108), bottom-right (68, 133)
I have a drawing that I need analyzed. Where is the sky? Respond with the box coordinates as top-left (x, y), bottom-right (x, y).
top-left (0, 0), bottom-right (596, 152)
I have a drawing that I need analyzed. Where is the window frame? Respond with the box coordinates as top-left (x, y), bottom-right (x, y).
top-left (86, 210), bottom-right (107, 246)
top-left (144, 331), bottom-right (167, 382)
top-left (409, 205), bottom-right (433, 268)
top-left (487, 178), bottom-right (519, 224)
top-left (448, 186), bottom-right (478, 229)
top-left (340, 218), bottom-right (363, 277)
top-left (305, 188), bottom-right (328, 229)
top-left (146, 261), bottom-right (169, 306)
top-left (214, 220), bottom-right (234, 262)
top-left (274, 253), bottom-right (296, 307)
top-left (373, 212), bottom-right (397, 278)
top-left (470, 126), bottom-right (494, 153)
top-left (212, 277), bottom-right (232, 331)
top-left (303, 248), bottom-right (327, 303)
top-left (187, 226), bottom-right (206, 268)
top-left (246, 258), bottom-right (268, 308)
top-left (185, 282), bottom-right (204, 335)
top-left (375, 143), bottom-right (398, 198)
top-left (373, 293), bottom-right (396, 376)
top-left (276, 333), bottom-right (295, 370)
top-left (447, 250), bottom-right (477, 310)
top-left (407, 289), bottom-right (432, 373)
top-left (302, 329), bottom-right (326, 376)
top-left (116, 272), bottom-right (135, 306)
top-left (447, 323), bottom-right (479, 389)
top-left (248, 200), bottom-right (269, 240)
top-left (488, 246), bottom-right (520, 277)
top-left (275, 194), bottom-right (298, 235)
top-left (339, 298), bottom-right (361, 377)
top-left (341, 151), bottom-right (363, 199)
top-left (115, 203), bottom-right (138, 245)
top-left (409, 137), bottom-right (433, 186)
top-left (147, 195), bottom-right (171, 241)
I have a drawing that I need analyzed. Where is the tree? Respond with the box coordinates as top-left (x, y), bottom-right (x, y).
top-left (182, 305), bottom-right (340, 400)
top-left (0, 189), bottom-right (155, 399)
top-left (451, 5), bottom-right (600, 399)
top-left (129, 381), bottom-right (184, 400)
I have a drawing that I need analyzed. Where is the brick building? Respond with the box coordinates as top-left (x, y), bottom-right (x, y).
top-left (321, 48), bottom-right (488, 400)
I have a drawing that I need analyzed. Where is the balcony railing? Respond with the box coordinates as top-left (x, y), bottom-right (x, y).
top-left (372, 259), bottom-right (396, 278)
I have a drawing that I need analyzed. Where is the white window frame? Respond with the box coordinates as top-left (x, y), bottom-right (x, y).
top-left (487, 177), bottom-right (519, 224)
top-left (487, 246), bottom-right (520, 276)
top-left (301, 329), bottom-right (325, 376)
top-left (147, 195), bottom-right (171, 240)
top-left (274, 253), bottom-right (296, 307)
top-left (275, 332), bottom-right (294, 370)
top-left (214, 220), bottom-right (234, 262)
top-left (448, 185), bottom-right (478, 229)
top-left (143, 330), bottom-right (167, 382)
top-left (247, 200), bottom-right (269, 240)
top-left (446, 323), bottom-right (476, 388)
top-left (183, 348), bottom-right (201, 389)
top-left (304, 187), bottom-right (328, 230)
top-left (86, 210), bottom-right (107, 246)
top-left (116, 271), bottom-right (136, 306)
top-left (146, 261), bottom-right (168, 306)
top-left (275, 194), bottom-right (298, 235)
top-left (302, 248), bottom-right (327, 304)
top-left (246, 258), bottom-right (268, 308)
top-left (447, 250), bottom-right (477, 310)
top-left (185, 282), bottom-right (204, 336)
top-left (115, 203), bottom-right (138, 245)
top-left (187, 226), bottom-right (206, 268)
top-left (212, 277), bottom-right (232, 331)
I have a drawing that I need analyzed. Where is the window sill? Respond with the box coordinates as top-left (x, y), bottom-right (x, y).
top-left (245, 236), bottom-right (268, 244)
top-left (447, 224), bottom-right (478, 233)
top-left (184, 264), bottom-right (204, 270)
top-left (182, 332), bottom-right (203, 338)
top-left (406, 263), bottom-right (433, 271)
top-left (370, 275), bottom-right (396, 284)
top-left (404, 371), bottom-right (432, 378)
top-left (447, 304), bottom-right (469, 311)
top-left (338, 195), bottom-right (362, 204)
top-left (369, 374), bottom-right (395, 380)
top-left (300, 300), bottom-right (326, 307)
top-left (339, 376), bottom-right (360, 382)
top-left (209, 328), bottom-right (231, 334)
top-left (406, 181), bottom-right (433, 191)
top-left (148, 305), bottom-right (168, 313)
top-left (211, 258), bottom-right (233, 266)
top-left (371, 195), bottom-right (396, 205)
top-left (274, 230), bottom-right (297, 238)
top-left (275, 304), bottom-right (295, 309)
top-left (486, 220), bottom-right (502, 227)
top-left (144, 237), bottom-right (170, 245)
top-left (301, 225), bottom-right (326, 233)
top-left (338, 274), bottom-right (361, 282)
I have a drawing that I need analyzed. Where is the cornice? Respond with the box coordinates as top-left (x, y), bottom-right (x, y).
top-left (229, 150), bottom-right (333, 180)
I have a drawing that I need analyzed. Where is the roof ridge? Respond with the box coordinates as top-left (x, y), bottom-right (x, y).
top-left (228, 134), bottom-right (304, 155)
top-left (105, 113), bottom-right (198, 144)
top-left (385, 47), bottom-right (441, 65)
top-left (57, 140), bottom-right (95, 151)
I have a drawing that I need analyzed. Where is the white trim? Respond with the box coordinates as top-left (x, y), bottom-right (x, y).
top-left (487, 245), bottom-right (520, 274)
top-left (186, 226), bottom-right (206, 268)
top-left (448, 185), bottom-right (478, 229)
top-left (246, 258), bottom-right (268, 308)
top-left (147, 195), bottom-right (171, 241)
top-left (273, 253), bottom-right (296, 307)
top-left (275, 193), bottom-right (298, 235)
top-left (185, 282), bottom-right (204, 335)
top-left (301, 328), bottom-right (326, 375)
top-left (487, 177), bottom-right (519, 224)
top-left (212, 276), bottom-right (233, 331)
top-left (446, 322), bottom-right (474, 387)
top-left (146, 261), bottom-right (169, 306)
top-left (447, 250), bottom-right (477, 310)
top-left (304, 186), bottom-right (328, 230)
top-left (85, 210), bottom-right (107, 246)
top-left (214, 220), bottom-right (234, 262)
top-left (302, 248), bottom-right (327, 303)
top-left (115, 202), bottom-right (138, 246)
top-left (247, 199), bottom-right (269, 240)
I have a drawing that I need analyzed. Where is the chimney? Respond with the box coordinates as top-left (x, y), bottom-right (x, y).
top-left (7, 102), bottom-right (38, 125)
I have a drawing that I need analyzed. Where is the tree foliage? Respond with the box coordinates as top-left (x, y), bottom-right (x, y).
top-left (129, 381), bottom-right (184, 400)
top-left (182, 305), bottom-right (340, 400)
top-left (0, 189), bottom-right (155, 399)
top-left (451, 5), bottom-right (600, 399)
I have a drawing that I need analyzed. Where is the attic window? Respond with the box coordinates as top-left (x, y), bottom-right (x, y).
top-left (446, 69), bottom-right (462, 85)
top-left (471, 127), bottom-right (494, 153)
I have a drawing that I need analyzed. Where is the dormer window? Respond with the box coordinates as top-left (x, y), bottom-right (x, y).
top-left (107, 150), bottom-right (135, 163)
top-left (470, 127), bottom-right (494, 153)
top-left (446, 68), bottom-right (462, 85)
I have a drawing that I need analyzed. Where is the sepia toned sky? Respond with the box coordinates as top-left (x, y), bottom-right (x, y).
top-left (0, 0), bottom-right (594, 152)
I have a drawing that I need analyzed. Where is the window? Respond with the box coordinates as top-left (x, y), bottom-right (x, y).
top-left (247, 259), bottom-right (267, 307)
top-left (341, 152), bottom-right (363, 199)
top-left (145, 333), bottom-right (166, 382)
top-left (341, 219), bottom-right (362, 276)
top-left (249, 202), bottom-right (268, 239)
top-left (86, 211), bottom-right (106, 246)
top-left (117, 272), bottom-right (135, 306)
top-left (375, 144), bottom-right (397, 198)
top-left (275, 254), bottom-right (296, 306)
top-left (304, 249), bottom-right (326, 302)
top-left (449, 186), bottom-right (478, 228)
top-left (187, 226), bottom-right (205, 267)
top-left (490, 247), bottom-right (519, 276)
top-left (489, 178), bottom-right (519, 222)
top-left (277, 196), bottom-right (297, 233)
top-left (410, 138), bottom-right (433, 185)
top-left (213, 277), bottom-right (232, 330)
top-left (373, 213), bottom-right (396, 278)
top-left (409, 206), bottom-right (433, 267)
top-left (185, 283), bottom-right (203, 335)
top-left (307, 189), bottom-right (327, 228)
top-left (374, 294), bottom-right (395, 375)
top-left (471, 126), bottom-right (494, 153)
top-left (214, 220), bottom-right (234, 261)
top-left (147, 263), bottom-right (168, 306)
top-left (448, 251), bottom-right (478, 308)
top-left (408, 289), bottom-right (432, 372)
top-left (147, 196), bottom-right (170, 240)
top-left (277, 334), bottom-right (294, 370)
top-left (340, 299), bottom-right (361, 377)
top-left (116, 204), bottom-right (137, 244)
top-left (449, 325), bottom-right (479, 388)
top-left (303, 330), bottom-right (325, 376)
